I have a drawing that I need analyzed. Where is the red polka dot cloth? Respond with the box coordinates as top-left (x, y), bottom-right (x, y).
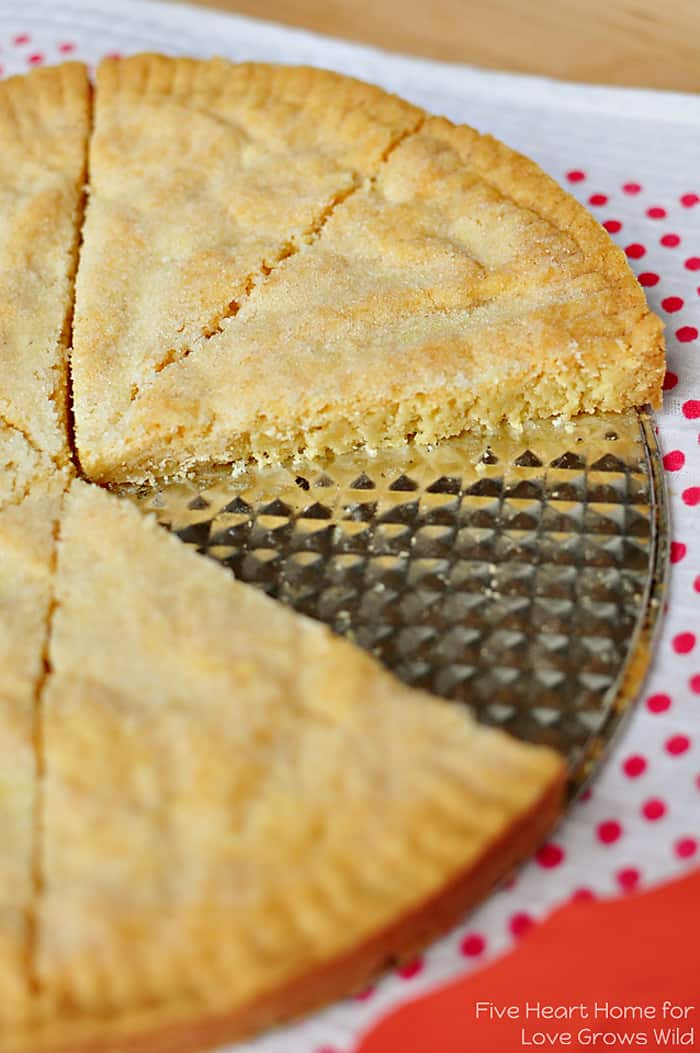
top-left (0, 3), bottom-right (697, 1052)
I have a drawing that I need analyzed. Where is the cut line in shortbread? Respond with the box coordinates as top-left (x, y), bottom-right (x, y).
top-left (0, 63), bottom-right (90, 467)
top-left (0, 480), bottom-right (565, 1052)
top-left (70, 56), bottom-right (664, 484)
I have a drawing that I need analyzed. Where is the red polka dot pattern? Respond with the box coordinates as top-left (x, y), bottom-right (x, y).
top-left (661, 296), bottom-right (683, 312)
top-left (665, 735), bottom-right (690, 756)
top-left (675, 838), bottom-right (698, 859)
top-left (571, 888), bottom-right (596, 902)
top-left (397, 957), bottom-right (424, 980)
top-left (597, 820), bottom-right (623, 844)
top-left (681, 193), bottom-right (699, 207)
top-left (663, 450), bottom-right (685, 471)
top-left (509, 912), bottom-right (534, 938)
top-left (660, 233), bottom-right (681, 247)
top-left (676, 325), bottom-right (698, 342)
top-left (672, 632), bottom-right (696, 654)
top-left (623, 182), bottom-right (642, 194)
top-left (638, 271), bottom-right (659, 287)
top-left (622, 754), bottom-right (647, 777)
top-left (460, 933), bottom-right (486, 957)
top-left (536, 842), bottom-right (565, 868)
top-left (641, 798), bottom-right (667, 821)
top-left (669, 542), bottom-right (687, 564)
top-left (625, 242), bottom-right (645, 259)
top-left (646, 693), bottom-right (671, 713)
top-left (616, 867), bottom-right (641, 892)
top-left (663, 371), bottom-right (678, 390)
top-left (602, 219), bottom-right (622, 233)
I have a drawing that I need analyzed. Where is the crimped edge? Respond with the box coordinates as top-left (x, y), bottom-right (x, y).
top-left (93, 53), bottom-right (424, 158)
top-left (419, 116), bottom-right (665, 408)
top-left (9, 764), bottom-right (565, 1053)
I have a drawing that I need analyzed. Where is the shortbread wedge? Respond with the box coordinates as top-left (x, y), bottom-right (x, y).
top-left (0, 63), bottom-right (90, 466)
top-left (0, 436), bottom-right (68, 1027)
top-left (71, 54), bottom-right (423, 478)
top-left (71, 58), bottom-right (664, 483)
top-left (3, 481), bottom-right (565, 1052)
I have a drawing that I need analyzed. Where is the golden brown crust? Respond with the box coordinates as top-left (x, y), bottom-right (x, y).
top-left (0, 64), bottom-right (108, 1038)
top-left (98, 109), bottom-right (665, 483)
top-left (71, 54), bottom-right (423, 475)
top-left (70, 60), bottom-right (663, 484)
top-left (427, 118), bottom-right (664, 393)
top-left (16, 772), bottom-right (564, 1053)
top-left (0, 481), bottom-right (565, 1051)
top-left (0, 445), bottom-right (69, 1027)
top-left (0, 84), bottom-right (84, 1006)
top-left (96, 54), bottom-right (423, 167)
top-left (0, 62), bottom-right (90, 466)
top-left (0, 58), bottom-right (658, 1052)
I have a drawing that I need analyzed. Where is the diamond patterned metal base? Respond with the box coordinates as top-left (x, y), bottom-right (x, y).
top-left (126, 409), bottom-right (668, 792)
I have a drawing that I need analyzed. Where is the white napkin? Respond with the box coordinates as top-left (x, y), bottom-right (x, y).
top-left (1, 2), bottom-right (697, 1050)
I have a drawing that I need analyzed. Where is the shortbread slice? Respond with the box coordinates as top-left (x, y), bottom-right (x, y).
top-left (10, 481), bottom-right (566, 1052)
top-left (0, 63), bottom-right (90, 466)
top-left (75, 76), bottom-right (663, 483)
top-left (0, 443), bottom-right (67, 1027)
top-left (71, 55), bottom-right (423, 477)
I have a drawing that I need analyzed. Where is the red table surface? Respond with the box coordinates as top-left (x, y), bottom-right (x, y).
top-left (357, 865), bottom-right (700, 1052)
